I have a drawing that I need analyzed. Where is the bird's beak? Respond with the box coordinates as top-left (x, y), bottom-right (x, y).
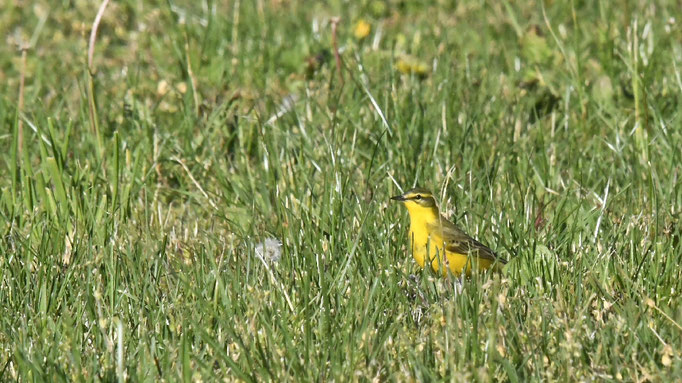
top-left (390, 194), bottom-right (407, 202)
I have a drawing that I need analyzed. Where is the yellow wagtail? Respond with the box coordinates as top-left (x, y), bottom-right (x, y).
top-left (391, 188), bottom-right (506, 276)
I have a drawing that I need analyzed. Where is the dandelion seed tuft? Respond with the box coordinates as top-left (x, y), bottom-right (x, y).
top-left (255, 238), bottom-right (283, 264)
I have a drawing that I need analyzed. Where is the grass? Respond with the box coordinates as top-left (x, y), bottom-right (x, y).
top-left (1, 0), bottom-right (682, 380)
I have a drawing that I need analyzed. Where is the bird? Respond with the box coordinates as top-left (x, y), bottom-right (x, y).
top-left (391, 187), bottom-right (506, 276)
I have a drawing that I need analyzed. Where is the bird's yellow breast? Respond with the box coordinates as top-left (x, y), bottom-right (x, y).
top-left (406, 204), bottom-right (494, 276)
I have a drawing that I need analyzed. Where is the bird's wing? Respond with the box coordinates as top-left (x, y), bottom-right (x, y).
top-left (428, 215), bottom-right (506, 264)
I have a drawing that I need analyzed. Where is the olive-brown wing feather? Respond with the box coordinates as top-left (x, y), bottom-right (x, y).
top-left (427, 215), bottom-right (506, 264)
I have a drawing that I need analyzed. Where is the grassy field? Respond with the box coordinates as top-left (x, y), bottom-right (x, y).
top-left (2, 0), bottom-right (682, 381)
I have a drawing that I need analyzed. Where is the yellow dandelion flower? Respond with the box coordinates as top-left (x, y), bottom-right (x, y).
top-left (396, 57), bottom-right (430, 77)
top-left (354, 19), bottom-right (371, 40)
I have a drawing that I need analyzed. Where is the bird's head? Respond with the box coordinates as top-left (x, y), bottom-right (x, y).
top-left (390, 187), bottom-right (438, 211)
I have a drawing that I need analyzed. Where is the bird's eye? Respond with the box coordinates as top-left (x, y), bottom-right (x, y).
top-left (415, 194), bottom-right (422, 200)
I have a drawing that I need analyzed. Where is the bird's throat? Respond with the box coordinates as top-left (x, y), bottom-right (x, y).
top-left (406, 204), bottom-right (439, 227)
top-left (406, 205), bottom-right (440, 244)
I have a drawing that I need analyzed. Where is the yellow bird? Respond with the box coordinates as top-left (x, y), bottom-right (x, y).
top-left (391, 187), bottom-right (506, 276)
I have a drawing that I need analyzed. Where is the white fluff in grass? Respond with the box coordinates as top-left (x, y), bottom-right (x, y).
top-left (255, 238), bottom-right (282, 264)
top-left (252, 237), bottom-right (294, 312)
